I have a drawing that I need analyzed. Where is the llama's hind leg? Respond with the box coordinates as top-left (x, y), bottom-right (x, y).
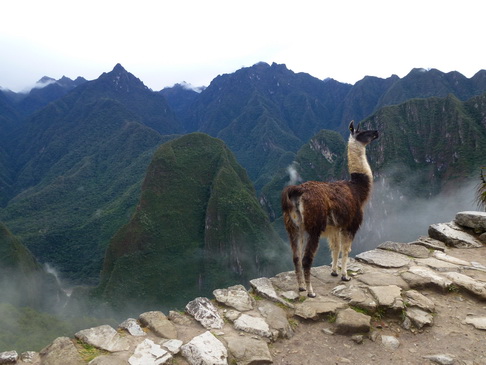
top-left (340, 236), bottom-right (353, 281)
top-left (290, 230), bottom-right (305, 291)
top-left (302, 233), bottom-right (319, 297)
top-left (328, 231), bottom-right (340, 277)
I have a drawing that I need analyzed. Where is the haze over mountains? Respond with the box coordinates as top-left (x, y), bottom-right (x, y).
top-left (0, 62), bottom-right (485, 327)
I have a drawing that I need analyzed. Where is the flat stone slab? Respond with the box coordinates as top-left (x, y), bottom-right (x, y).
top-left (75, 325), bottom-right (129, 352)
top-left (414, 257), bottom-right (461, 272)
top-left (335, 308), bottom-right (371, 334)
top-left (428, 221), bottom-right (483, 248)
top-left (294, 297), bottom-right (347, 320)
top-left (412, 236), bottom-right (446, 251)
top-left (368, 285), bottom-right (404, 310)
top-left (226, 335), bottom-right (273, 365)
top-left (404, 266), bottom-right (453, 290)
top-left (432, 250), bottom-right (471, 266)
top-left (213, 285), bottom-right (255, 312)
top-left (356, 270), bottom-right (410, 289)
top-left (443, 272), bottom-right (486, 300)
top-left (455, 211), bottom-right (486, 232)
top-left (331, 284), bottom-right (377, 311)
top-left (139, 311), bottom-right (178, 339)
top-left (377, 241), bottom-right (430, 258)
top-left (355, 249), bottom-right (412, 268)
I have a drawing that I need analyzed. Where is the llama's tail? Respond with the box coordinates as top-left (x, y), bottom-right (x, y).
top-left (281, 185), bottom-right (304, 225)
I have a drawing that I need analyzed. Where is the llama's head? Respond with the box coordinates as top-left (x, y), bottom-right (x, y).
top-left (349, 120), bottom-right (379, 146)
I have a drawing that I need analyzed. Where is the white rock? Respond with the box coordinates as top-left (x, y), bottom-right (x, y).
top-left (464, 316), bottom-right (486, 330)
top-left (432, 250), bottom-right (470, 266)
top-left (0, 351), bottom-right (18, 363)
top-left (119, 318), bottom-right (146, 337)
top-left (455, 211), bottom-right (486, 231)
top-left (429, 221), bottom-right (482, 248)
top-left (406, 307), bottom-right (433, 329)
top-left (249, 277), bottom-right (293, 308)
top-left (368, 285), bottom-right (403, 309)
top-left (181, 331), bottom-right (227, 365)
top-left (355, 249), bottom-right (411, 268)
top-left (213, 285), bottom-right (255, 311)
top-left (161, 339), bottom-right (183, 354)
top-left (128, 339), bottom-right (171, 365)
top-left (422, 354), bottom-right (455, 365)
top-left (185, 297), bottom-right (224, 329)
top-left (381, 335), bottom-right (400, 350)
top-left (407, 266), bottom-right (453, 289)
top-left (443, 272), bottom-right (486, 300)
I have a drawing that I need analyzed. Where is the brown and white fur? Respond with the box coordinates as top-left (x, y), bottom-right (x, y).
top-left (281, 121), bottom-right (379, 297)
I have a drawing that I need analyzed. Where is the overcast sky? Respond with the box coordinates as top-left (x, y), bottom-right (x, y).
top-left (1, 0), bottom-right (484, 92)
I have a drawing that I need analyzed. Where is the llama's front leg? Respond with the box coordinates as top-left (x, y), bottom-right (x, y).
top-left (302, 234), bottom-right (319, 297)
top-left (340, 237), bottom-right (353, 281)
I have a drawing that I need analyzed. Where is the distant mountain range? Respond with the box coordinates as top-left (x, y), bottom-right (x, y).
top-left (1, 61), bottom-right (485, 298)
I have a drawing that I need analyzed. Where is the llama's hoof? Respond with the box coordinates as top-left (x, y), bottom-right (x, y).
top-left (341, 276), bottom-right (351, 282)
top-left (307, 292), bottom-right (316, 298)
top-left (299, 287), bottom-right (306, 292)
top-left (331, 271), bottom-right (338, 277)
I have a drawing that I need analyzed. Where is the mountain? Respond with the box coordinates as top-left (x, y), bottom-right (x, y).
top-left (95, 133), bottom-right (288, 311)
top-left (0, 64), bottom-right (181, 284)
top-left (159, 82), bottom-right (203, 132)
top-left (182, 62), bottom-right (352, 189)
top-left (15, 76), bottom-right (87, 116)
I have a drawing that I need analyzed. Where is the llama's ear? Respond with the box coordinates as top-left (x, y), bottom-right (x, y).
top-left (349, 120), bottom-right (355, 134)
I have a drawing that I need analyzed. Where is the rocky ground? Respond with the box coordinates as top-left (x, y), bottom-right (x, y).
top-left (1, 211), bottom-right (486, 365)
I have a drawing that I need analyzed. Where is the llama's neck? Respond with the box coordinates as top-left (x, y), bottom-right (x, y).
top-left (347, 137), bottom-right (373, 180)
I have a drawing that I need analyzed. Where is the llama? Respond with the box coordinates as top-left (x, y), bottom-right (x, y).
top-left (281, 121), bottom-right (379, 297)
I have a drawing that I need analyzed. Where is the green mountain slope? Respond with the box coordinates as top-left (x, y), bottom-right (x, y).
top-left (0, 65), bottom-right (183, 283)
top-left (96, 133), bottom-right (289, 311)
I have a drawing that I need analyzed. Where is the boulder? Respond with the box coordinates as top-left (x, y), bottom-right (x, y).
top-left (139, 311), bottom-right (178, 339)
top-left (226, 335), bottom-right (273, 365)
top-left (428, 221), bottom-right (482, 248)
top-left (213, 284), bottom-right (255, 311)
top-left (75, 325), bottom-right (130, 352)
top-left (233, 313), bottom-right (276, 340)
top-left (40, 337), bottom-right (84, 365)
top-left (250, 277), bottom-right (293, 308)
top-left (181, 331), bottom-right (227, 365)
top-left (355, 249), bottom-right (411, 268)
top-left (257, 301), bottom-right (294, 338)
top-left (0, 351), bottom-right (18, 364)
top-left (128, 339), bottom-right (171, 365)
top-left (377, 241), bottom-right (430, 258)
top-left (185, 297), bottom-right (224, 329)
top-left (455, 211), bottom-right (486, 232)
top-left (334, 308), bottom-right (371, 334)
top-left (119, 318), bottom-right (146, 337)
